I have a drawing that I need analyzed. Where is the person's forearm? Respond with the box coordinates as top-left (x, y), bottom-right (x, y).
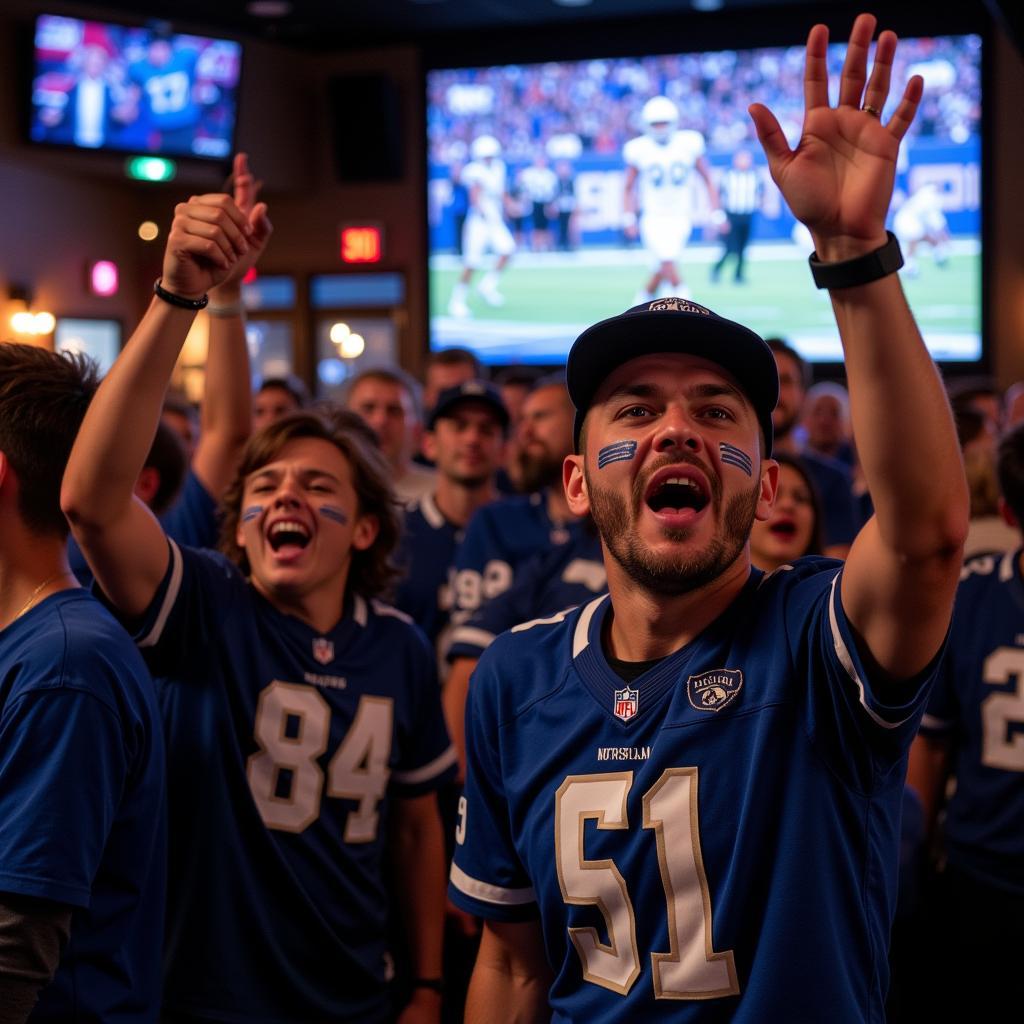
top-left (195, 283), bottom-right (252, 497)
top-left (828, 272), bottom-right (967, 558)
top-left (0, 897), bottom-right (72, 1024)
top-left (394, 800), bottom-right (446, 981)
top-left (442, 658), bottom-right (476, 783)
top-left (465, 962), bottom-right (549, 1024)
top-left (63, 297), bottom-right (196, 529)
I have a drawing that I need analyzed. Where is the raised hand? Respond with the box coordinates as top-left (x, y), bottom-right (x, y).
top-left (161, 153), bottom-right (272, 300)
top-left (749, 13), bottom-right (923, 262)
top-left (212, 152), bottom-right (272, 296)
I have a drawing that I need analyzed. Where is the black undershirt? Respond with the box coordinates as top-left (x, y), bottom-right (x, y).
top-left (606, 653), bottom-right (667, 683)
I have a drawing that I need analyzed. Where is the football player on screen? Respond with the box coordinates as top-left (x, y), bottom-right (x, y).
top-left (449, 14), bottom-right (968, 1022)
top-left (448, 134), bottom-right (517, 318)
top-left (63, 167), bottom-right (453, 1022)
top-left (622, 96), bottom-right (723, 304)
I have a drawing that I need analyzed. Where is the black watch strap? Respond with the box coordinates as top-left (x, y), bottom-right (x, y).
top-left (154, 278), bottom-right (209, 310)
top-left (411, 977), bottom-right (443, 993)
top-left (808, 231), bottom-right (903, 290)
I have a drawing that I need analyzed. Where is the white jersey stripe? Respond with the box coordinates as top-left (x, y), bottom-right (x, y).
top-left (449, 862), bottom-right (537, 906)
top-left (451, 625), bottom-right (498, 651)
top-left (828, 572), bottom-right (906, 730)
top-left (139, 539), bottom-right (184, 649)
top-left (573, 595), bottom-right (608, 659)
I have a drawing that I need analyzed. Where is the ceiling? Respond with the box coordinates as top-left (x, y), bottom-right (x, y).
top-left (49, 0), bottom-right (1022, 53)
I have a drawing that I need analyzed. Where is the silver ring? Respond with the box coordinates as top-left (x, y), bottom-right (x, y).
top-left (862, 104), bottom-right (881, 118)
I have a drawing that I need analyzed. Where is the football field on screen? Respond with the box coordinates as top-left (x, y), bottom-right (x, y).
top-left (430, 243), bottom-right (980, 366)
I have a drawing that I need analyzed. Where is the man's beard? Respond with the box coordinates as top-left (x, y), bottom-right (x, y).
top-left (772, 407), bottom-right (799, 441)
top-left (585, 459), bottom-right (760, 596)
top-left (516, 445), bottom-right (562, 493)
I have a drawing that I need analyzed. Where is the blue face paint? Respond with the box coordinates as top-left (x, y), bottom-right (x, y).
top-left (719, 442), bottom-right (753, 477)
top-left (318, 504), bottom-right (349, 525)
top-left (597, 440), bottom-right (638, 469)
top-left (241, 505), bottom-right (264, 523)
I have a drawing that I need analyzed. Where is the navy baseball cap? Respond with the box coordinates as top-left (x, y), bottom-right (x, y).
top-left (427, 379), bottom-right (510, 433)
top-left (566, 297), bottom-right (779, 455)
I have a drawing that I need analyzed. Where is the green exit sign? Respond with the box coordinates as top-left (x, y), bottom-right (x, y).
top-left (125, 156), bottom-right (177, 182)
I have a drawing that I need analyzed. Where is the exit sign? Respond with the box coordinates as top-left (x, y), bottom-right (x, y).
top-left (340, 223), bottom-right (383, 264)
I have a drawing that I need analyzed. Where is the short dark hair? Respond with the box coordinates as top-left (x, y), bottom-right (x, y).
top-left (257, 375), bottom-right (310, 409)
top-left (997, 423), bottom-right (1024, 527)
top-left (493, 367), bottom-right (541, 391)
top-left (766, 338), bottom-right (810, 390)
top-left (346, 366), bottom-right (424, 423)
top-left (0, 344), bottom-right (99, 538)
top-left (219, 412), bottom-right (403, 599)
top-left (428, 347), bottom-right (483, 377)
top-left (145, 420), bottom-right (188, 516)
top-left (163, 390), bottom-right (198, 424)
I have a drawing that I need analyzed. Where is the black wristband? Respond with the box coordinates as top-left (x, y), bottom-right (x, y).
top-left (411, 978), bottom-right (443, 993)
top-left (808, 231), bottom-right (904, 290)
top-left (154, 278), bottom-right (209, 310)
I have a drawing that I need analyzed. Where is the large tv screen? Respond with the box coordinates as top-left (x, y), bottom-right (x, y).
top-left (29, 14), bottom-right (242, 160)
top-left (427, 33), bottom-right (982, 367)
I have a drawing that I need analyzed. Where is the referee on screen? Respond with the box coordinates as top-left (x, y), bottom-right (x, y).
top-left (711, 149), bottom-right (762, 285)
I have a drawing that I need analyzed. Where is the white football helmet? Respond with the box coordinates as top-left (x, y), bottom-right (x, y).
top-left (471, 134), bottom-right (501, 160)
top-left (642, 96), bottom-right (679, 142)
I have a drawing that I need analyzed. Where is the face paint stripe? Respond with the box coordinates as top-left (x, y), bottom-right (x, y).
top-left (719, 443), bottom-right (753, 476)
top-left (318, 505), bottom-right (349, 525)
top-left (241, 505), bottom-right (264, 522)
top-left (597, 440), bottom-right (638, 468)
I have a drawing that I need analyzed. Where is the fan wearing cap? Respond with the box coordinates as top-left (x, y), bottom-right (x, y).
top-left (395, 380), bottom-right (508, 655)
top-left (622, 95), bottom-right (722, 305)
top-left (450, 14), bottom-right (967, 1021)
top-left (448, 134), bottom-right (517, 318)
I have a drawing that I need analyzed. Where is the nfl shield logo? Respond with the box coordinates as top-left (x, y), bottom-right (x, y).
top-left (312, 637), bottom-right (335, 665)
top-left (613, 686), bottom-right (639, 721)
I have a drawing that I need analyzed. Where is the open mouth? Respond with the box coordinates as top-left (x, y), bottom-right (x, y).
top-left (769, 518), bottom-right (797, 539)
top-left (267, 519), bottom-right (311, 553)
top-left (645, 473), bottom-right (710, 515)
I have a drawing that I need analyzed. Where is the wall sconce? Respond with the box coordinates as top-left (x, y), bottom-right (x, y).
top-left (6, 284), bottom-right (56, 338)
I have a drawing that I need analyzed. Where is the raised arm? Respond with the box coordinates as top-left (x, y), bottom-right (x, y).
top-left (750, 13), bottom-right (968, 679)
top-left (62, 185), bottom-right (271, 617)
top-left (192, 153), bottom-right (269, 501)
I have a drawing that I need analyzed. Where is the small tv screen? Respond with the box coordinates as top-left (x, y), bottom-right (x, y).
top-left (29, 14), bottom-right (242, 160)
top-left (427, 33), bottom-right (982, 367)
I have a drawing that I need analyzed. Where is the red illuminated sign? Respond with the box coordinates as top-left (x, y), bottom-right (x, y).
top-left (340, 224), bottom-right (383, 264)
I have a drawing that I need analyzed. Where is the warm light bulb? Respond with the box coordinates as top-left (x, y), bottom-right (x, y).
top-left (329, 322), bottom-right (351, 345)
top-left (340, 333), bottom-right (365, 359)
top-left (138, 221), bottom-right (159, 241)
top-left (11, 311), bottom-right (36, 334)
top-left (33, 311), bottom-right (56, 334)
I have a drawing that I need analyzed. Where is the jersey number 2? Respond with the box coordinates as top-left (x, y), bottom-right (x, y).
top-left (247, 680), bottom-right (393, 836)
top-left (982, 647), bottom-right (1024, 771)
top-left (555, 768), bottom-right (738, 999)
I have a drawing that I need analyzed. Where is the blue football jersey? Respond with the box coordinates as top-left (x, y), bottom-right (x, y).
top-left (394, 493), bottom-right (464, 652)
top-left (452, 491), bottom-right (584, 619)
top-left (919, 548), bottom-right (1024, 893)
top-left (0, 590), bottom-right (165, 1023)
top-left (450, 560), bottom-right (938, 1022)
top-left (133, 540), bottom-right (457, 1022)
top-left (448, 529), bottom-right (606, 662)
top-left (131, 51), bottom-right (200, 132)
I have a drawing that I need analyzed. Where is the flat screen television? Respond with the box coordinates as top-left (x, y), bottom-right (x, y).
top-left (426, 30), bottom-right (982, 369)
top-left (29, 13), bottom-right (242, 161)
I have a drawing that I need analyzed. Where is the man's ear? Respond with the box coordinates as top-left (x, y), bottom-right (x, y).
top-left (563, 453), bottom-right (590, 517)
top-left (351, 513), bottom-right (380, 552)
top-left (753, 459), bottom-right (780, 523)
top-left (134, 466), bottom-right (160, 508)
top-left (422, 431), bottom-right (438, 464)
top-left (999, 496), bottom-right (1019, 530)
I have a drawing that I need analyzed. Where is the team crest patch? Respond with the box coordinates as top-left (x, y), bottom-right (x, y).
top-left (613, 686), bottom-right (639, 721)
top-left (687, 669), bottom-right (743, 713)
top-left (312, 637), bottom-right (335, 665)
top-left (647, 297), bottom-right (711, 316)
